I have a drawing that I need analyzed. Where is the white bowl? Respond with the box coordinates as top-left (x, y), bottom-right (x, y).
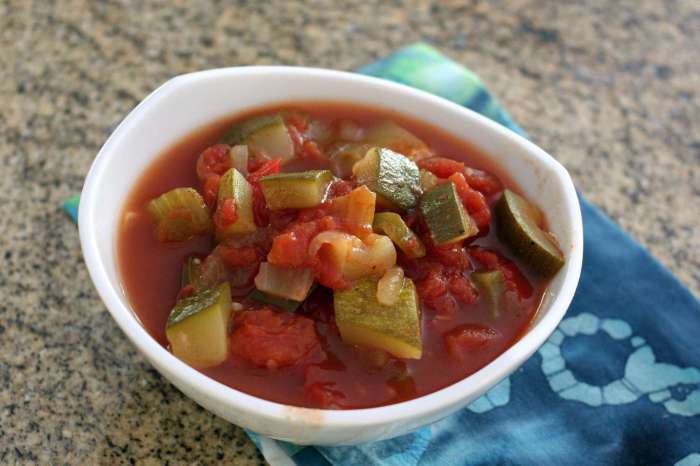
top-left (79, 66), bottom-right (583, 445)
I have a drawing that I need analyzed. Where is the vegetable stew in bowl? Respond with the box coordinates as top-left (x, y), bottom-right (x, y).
top-left (119, 103), bottom-right (564, 409)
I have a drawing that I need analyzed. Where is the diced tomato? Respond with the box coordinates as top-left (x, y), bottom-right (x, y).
top-left (312, 243), bottom-right (350, 290)
top-left (176, 284), bottom-right (195, 301)
top-left (196, 144), bottom-right (231, 180)
top-left (327, 179), bottom-right (355, 199)
top-left (448, 172), bottom-right (491, 231)
top-left (416, 267), bottom-right (447, 299)
top-left (469, 247), bottom-right (533, 299)
top-left (428, 241), bottom-right (470, 270)
top-left (301, 140), bottom-right (324, 161)
top-left (417, 156), bottom-right (465, 178)
top-left (268, 216), bottom-right (340, 268)
top-left (285, 113), bottom-right (309, 133)
top-left (304, 366), bottom-right (345, 408)
top-left (248, 159), bottom-right (282, 184)
top-left (230, 309), bottom-right (321, 369)
top-left (447, 274), bottom-right (478, 305)
top-left (213, 198), bottom-right (238, 229)
top-left (219, 244), bottom-right (260, 268)
top-left (201, 174), bottom-right (220, 209)
top-left (463, 167), bottom-right (503, 197)
top-left (444, 324), bottom-right (500, 361)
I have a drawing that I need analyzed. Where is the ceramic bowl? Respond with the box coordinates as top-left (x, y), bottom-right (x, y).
top-left (79, 66), bottom-right (583, 445)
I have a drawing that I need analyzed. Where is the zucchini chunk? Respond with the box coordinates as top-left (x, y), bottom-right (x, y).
top-left (254, 262), bottom-right (315, 301)
top-left (373, 212), bottom-right (426, 259)
top-left (215, 168), bottom-right (257, 240)
top-left (334, 276), bottom-right (422, 359)
top-left (352, 147), bottom-right (421, 211)
top-left (259, 170), bottom-right (334, 210)
top-left (248, 289), bottom-right (304, 312)
top-left (363, 121), bottom-right (431, 160)
top-left (147, 188), bottom-right (212, 242)
top-left (220, 114), bottom-right (294, 161)
top-left (419, 182), bottom-right (478, 245)
top-left (495, 190), bottom-right (564, 277)
top-left (166, 282), bottom-right (232, 369)
top-left (472, 270), bottom-right (505, 317)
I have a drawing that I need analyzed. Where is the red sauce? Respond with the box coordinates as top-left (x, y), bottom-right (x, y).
top-left (118, 102), bottom-right (548, 409)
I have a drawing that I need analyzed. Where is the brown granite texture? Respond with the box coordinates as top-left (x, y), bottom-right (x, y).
top-left (1, 0), bottom-right (698, 464)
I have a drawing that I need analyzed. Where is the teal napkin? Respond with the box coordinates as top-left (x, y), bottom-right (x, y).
top-left (66, 43), bottom-right (700, 466)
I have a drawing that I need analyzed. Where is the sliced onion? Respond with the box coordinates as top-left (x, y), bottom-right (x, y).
top-left (343, 234), bottom-right (397, 281)
top-left (337, 119), bottom-right (364, 141)
top-left (376, 266), bottom-right (405, 306)
top-left (230, 145), bottom-right (249, 175)
top-left (254, 262), bottom-right (314, 301)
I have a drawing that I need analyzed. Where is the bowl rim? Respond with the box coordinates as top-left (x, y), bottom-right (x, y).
top-left (79, 65), bottom-right (583, 430)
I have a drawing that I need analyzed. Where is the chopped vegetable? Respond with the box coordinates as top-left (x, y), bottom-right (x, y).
top-left (331, 185), bottom-right (376, 237)
top-left (220, 114), bottom-right (294, 161)
top-left (308, 231), bottom-right (397, 284)
top-left (147, 187), bottom-right (212, 242)
top-left (248, 288), bottom-right (304, 312)
top-left (328, 143), bottom-right (371, 178)
top-left (254, 262), bottom-right (315, 301)
top-left (259, 170), bottom-right (334, 210)
top-left (373, 212), bottom-right (426, 258)
top-left (334, 276), bottom-right (422, 359)
top-left (419, 182), bottom-right (478, 245)
top-left (181, 256), bottom-right (202, 288)
top-left (215, 168), bottom-right (256, 240)
top-left (495, 190), bottom-right (564, 277)
top-left (165, 282), bottom-right (232, 369)
top-left (352, 147), bottom-right (421, 211)
top-left (376, 266), bottom-right (405, 306)
top-left (471, 270), bottom-right (505, 317)
top-left (419, 169), bottom-right (439, 191)
top-left (230, 145), bottom-right (249, 176)
top-left (363, 121), bottom-right (431, 160)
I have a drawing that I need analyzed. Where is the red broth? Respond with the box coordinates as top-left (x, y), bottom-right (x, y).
top-left (118, 102), bottom-right (548, 409)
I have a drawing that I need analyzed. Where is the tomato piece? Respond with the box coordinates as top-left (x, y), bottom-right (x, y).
top-left (219, 244), bottom-right (260, 268)
top-left (268, 216), bottom-right (340, 268)
top-left (427, 241), bottom-right (470, 270)
top-left (213, 198), bottom-right (238, 229)
top-left (417, 156), bottom-right (465, 178)
top-left (230, 309), bottom-right (321, 369)
top-left (304, 366), bottom-right (346, 408)
top-left (447, 274), bottom-right (478, 305)
top-left (301, 140), bottom-right (324, 160)
top-left (463, 166), bottom-right (503, 197)
top-left (444, 324), bottom-right (500, 361)
top-left (176, 284), bottom-right (195, 301)
top-left (248, 159), bottom-right (282, 184)
top-left (447, 172), bottom-right (491, 231)
top-left (469, 247), bottom-right (533, 299)
top-left (201, 174), bottom-right (220, 209)
top-left (327, 180), bottom-right (355, 199)
top-left (196, 144), bottom-right (231, 180)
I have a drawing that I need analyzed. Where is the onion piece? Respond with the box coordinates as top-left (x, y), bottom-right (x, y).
top-left (254, 262), bottom-right (314, 302)
top-left (230, 145), bottom-right (249, 176)
top-left (376, 266), bottom-right (405, 306)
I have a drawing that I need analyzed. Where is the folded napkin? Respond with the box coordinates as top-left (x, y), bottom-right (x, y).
top-left (65, 43), bottom-right (700, 466)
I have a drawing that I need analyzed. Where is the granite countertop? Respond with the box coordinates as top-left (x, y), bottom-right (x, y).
top-left (1, 0), bottom-right (698, 464)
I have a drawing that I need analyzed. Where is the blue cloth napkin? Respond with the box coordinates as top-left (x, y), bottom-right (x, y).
top-left (66, 43), bottom-right (700, 466)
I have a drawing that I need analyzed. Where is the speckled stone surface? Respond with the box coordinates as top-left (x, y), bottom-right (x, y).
top-left (1, 0), bottom-right (698, 464)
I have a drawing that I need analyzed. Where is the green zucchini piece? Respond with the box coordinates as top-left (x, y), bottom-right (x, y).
top-left (495, 190), bottom-right (564, 277)
top-left (166, 282), bottom-right (232, 369)
top-left (254, 262), bottom-right (315, 301)
top-left (220, 114), bottom-right (294, 161)
top-left (334, 276), bottom-right (422, 359)
top-left (363, 121), bottom-right (431, 160)
top-left (181, 256), bottom-right (203, 288)
top-left (248, 289), bottom-right (303, 312)
top-left (419, 169), bottom-right (439, 191)
top-left (215, 168), bottom-right (257, 240)
top-left (419, 182), bottom-right (478, 245)
top-left (373, 212), bottom-right (426, 259)
top-left (147, 188), bottom-right (212, 242)
top-left (259, 170), bottom-right (334, 210)
top-left (472, 270), bottom-right (505, 317)
top-left (352, 147), bottom-right (421, 211)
